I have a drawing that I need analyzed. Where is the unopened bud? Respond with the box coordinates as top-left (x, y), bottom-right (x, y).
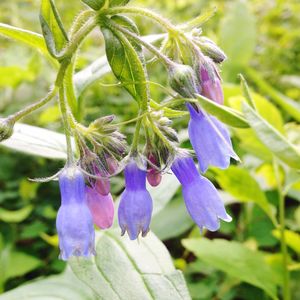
top-left (197, 37), bottom-right (227, 64)
top-left (146, 153), bottom-right (162, 187)
top-left (168, 63), bottom-right (199, 98)
top-left (0, 118), bottom-right (14, 142)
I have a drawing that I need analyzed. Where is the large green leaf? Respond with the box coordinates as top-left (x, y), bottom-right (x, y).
top-left (243, 102), bottom-right (300, 169)
top-left (0, 205), bottom-right (33, 223)
top-left (182, 238), bottom-right (280, 300)
top-left (214, 166), bottom-right (276, 223)
top-left (101, 19), bottom-right (148, 105)
top-left (69, 230), bottom-right (190, 300)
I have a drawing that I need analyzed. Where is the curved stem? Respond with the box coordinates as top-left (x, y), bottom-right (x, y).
top-left (9, 87), bottom-right (58, 122)
top-left (105, 7), bottom-right (177, 34)
top-left (274, 159), bottom-right (290, 300)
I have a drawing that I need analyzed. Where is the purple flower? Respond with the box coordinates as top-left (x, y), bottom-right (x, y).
top-left (146, 153), bottom-right (162, 187)
top-left (86, 187), bottom-right (114, 229)
top-left (118, 160), bottom-right (153, 240)
top-left (56, 166), bottom-right (95, 261)
top-left (187, 104), bottom-right (239, 173)
top-left (199, 66), bottom-right (224, 105)
top-left (171, 156), bottom-right (231, 231)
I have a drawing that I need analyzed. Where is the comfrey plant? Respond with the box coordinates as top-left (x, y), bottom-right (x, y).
top-left (0, 0), bottom-right (243, 260)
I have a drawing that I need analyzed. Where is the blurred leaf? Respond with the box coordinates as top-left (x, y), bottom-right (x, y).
top-left (0, 251), bottom-right (41, 280)
top-left (40, 0), bottom-right (68, 56)
top-left (246, 68), bottom-right (300, 122)
top-left (182, 238), bottom-right (279, 300)
top-left (19, 179), bottom-right (39, 201)
top-left (0, 123), bottom-right (72, 160)
top-left (38, 105), bottom-right (61, 125)
top-left (69, 230), bottom-right (191, 300)
top-left (197, 94), bottom-right (249, 128)
top-left (272, 229), bottom-right (300, 254)
top-left (220, 1), bottom-right (256, 80)
top-left (0, 205), bottom-right (33, 223)
top-left (20, 221), bottom-right (48, 239)
top-left (0, 268), bottom-right (95, 300)
top-left (0, 66), bottom-right (36, 88)
top-left (40, 233), bottom-right (59, 247)
top-left (214, 166), bottom-right (276, 223)
top-left (0, 23), bottom-right (50, 59)
top-left (242, 102), bottom-right (300, 169)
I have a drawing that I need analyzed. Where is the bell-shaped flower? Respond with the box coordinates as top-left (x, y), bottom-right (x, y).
top-left (171, 156), bottom-right (231, 231)
top-left (56, 166), bottom-right (95, 261)
top-left (86, 186), bottom-right (114, 229)
top-left (118, 160), bottom-right (153, 240)
top-left (187, 104), bottom-right (239, 173)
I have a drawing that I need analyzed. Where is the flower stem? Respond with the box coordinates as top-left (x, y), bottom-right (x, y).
top-left (9, 87), bottom-right (58, 122)
top-left (274, 159), bottom-right (290, 300)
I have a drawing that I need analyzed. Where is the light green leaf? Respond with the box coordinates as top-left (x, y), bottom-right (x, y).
top-left (40, 0), bottom-right (68, 57)
top-left (197, 94), bottom-right (249, 128)
top-left (0, 268), bottom-right (95, 300)
top-left (272, 229), bottom-right (300, 254)
top-left (242, 101), bottom-right (300, 169)
top-left (0, 205), bottom-right (33, 223)
top-left (0, 123), bottom-right (74, 160)
top-left (69, 230), bottom-right (190, 300)
top-left (0, 23), bottom-right (47, 56)
top-left (214, 166), bottom-right (276, 223)
top-left (182, 238), bottom-right (279, 300)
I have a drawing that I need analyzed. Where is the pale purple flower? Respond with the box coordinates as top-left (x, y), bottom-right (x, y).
top-left (171, 156), bottom-right (231, 231)
top-left (118, 160), bottom-right (153, 240)
top-left (56, 166), bottom-right (95, 261)
top-left (86, 187), bottom-right (114, 229)
top-left (187, 104), bottom-right (239, 173)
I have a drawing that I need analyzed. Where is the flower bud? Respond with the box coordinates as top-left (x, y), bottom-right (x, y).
top-left (146, 153), bottom-right (162, 187)
top-left (168, 63), bottom-right (199, 98)
top-left (0, 118), bottom-right (14, 142)
top-left (197, 37), bottom-right (227, 64)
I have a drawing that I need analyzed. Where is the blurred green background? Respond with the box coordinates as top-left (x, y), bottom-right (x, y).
top-left (0, 0), bottom-right (300, 299)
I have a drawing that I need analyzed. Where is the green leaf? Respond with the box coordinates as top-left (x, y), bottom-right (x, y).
top-left (220, 1), bottom-right (256, 80)
top-left (101, 20), bottom-right (148, 104)
top-left (0, 205), bottom-right (33, 223)
top-left (214, 166), bottom-right (276, 223)
top-left (197, 94), bottom-right (249, 128)
top-left (40, 0), bottom-right (68, 57)
top-left (0, 268), bottom-right (95, 300)
top-left (0, 23), bottom-right (48, 56)
top-left (182, 238), bottom-right (279, 300)
top-left (242, 101), bottom-right (300, 169)
top-left (69, 230), bottom-right (191, 300)
top-left (272, 229), bottom-right (300, 254)
top-left (0, 123), bottom-right (73, 160)
top-left (81, 0), bottom-right (105, 10)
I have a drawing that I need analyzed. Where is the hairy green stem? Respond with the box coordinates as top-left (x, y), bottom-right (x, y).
top-left (274, 160), bottom-right (290, 300)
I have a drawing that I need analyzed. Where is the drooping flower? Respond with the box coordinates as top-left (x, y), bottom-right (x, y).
top-left (118, 160), bottom-right (153, 240)
top-left (56, 166), bottom-right (95, 261)
top-left (86, 186), bottom-right (114, 229)
top-left (187, 103), bottom-right (239, 173)
top-left (146, 152), bottom-right (162, 187)
top-left (199, 65), bottom-right (224, 105)
top-left (171, 156), bottom-right (231, 231)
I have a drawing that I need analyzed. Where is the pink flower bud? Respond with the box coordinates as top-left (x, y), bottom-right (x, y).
top-left (146, 153), bottom-right (162, 187)
top-left (95, 176), bottom-right (110, 196)
top-left (86, 187), bottom-right (114, 229)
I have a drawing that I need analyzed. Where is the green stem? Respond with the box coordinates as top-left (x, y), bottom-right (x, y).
top-left (105, 7), bottom-right (176, 34)
top-left (274, 160), bottom-right (290, 300)
top-left (9, 87), bottom-right (58, 122)
top-left (59, 86), bottom-right (74, 164)
top-left (130, 113), bottom-right (143, 155)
